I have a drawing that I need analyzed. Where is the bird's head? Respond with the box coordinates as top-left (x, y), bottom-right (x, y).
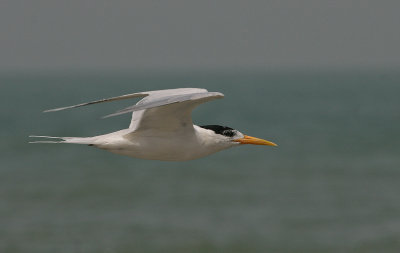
top-left (199, 125), bottom-right (277, 147)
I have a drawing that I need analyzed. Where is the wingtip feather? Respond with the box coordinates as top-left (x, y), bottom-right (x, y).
top-left (29, 141), bottom-right (62, 144)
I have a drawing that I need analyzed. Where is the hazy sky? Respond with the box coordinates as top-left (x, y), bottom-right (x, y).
top-left (1, 0), bottom-right (399, 71)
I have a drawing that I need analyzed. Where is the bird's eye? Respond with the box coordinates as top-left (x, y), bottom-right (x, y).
top-left (222, 130), bottom-right (235, 137)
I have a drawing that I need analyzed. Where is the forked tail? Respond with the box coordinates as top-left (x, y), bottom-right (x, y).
top-left (29, 135), bottom-right (96, 145)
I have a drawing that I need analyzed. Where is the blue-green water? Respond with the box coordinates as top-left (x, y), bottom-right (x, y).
top-left (1, 71), bottom-right (400, 252)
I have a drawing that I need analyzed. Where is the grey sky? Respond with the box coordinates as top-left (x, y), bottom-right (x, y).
top-left (1, 0), bottom-right (399, 71)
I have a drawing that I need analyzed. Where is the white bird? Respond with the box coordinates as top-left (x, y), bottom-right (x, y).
top-left (30, 88), bottom-right (277, 161)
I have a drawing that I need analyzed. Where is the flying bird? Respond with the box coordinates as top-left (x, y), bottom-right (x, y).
top-left (30, 88), bottom-right (277, 161)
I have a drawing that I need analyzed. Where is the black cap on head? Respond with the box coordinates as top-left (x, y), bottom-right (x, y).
top-left (200, 125), bottom-right (236, 137)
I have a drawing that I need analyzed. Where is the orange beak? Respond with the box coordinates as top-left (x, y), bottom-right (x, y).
top-left (233, 135), bottom-right (277, 146)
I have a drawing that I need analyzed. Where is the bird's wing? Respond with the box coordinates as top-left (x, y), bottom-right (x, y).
top-left (43, 92), bottom-right (148, 112)
top-left (44, 88), bottom-right (223, 131)
top-left (108, 89), bottom-right (224, 132)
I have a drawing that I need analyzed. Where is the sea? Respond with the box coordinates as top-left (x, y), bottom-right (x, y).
top-left (1, 70), bottom-right (399, 252)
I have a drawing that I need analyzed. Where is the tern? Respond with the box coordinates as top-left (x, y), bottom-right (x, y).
top-left (30, 88), bottom-right (277, 161)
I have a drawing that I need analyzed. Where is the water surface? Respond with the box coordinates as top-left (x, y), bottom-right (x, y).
top-left (1, 71), bottom-right (399, 252)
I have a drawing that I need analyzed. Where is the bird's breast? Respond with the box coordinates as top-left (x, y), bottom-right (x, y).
top-left (99, 132), bottom-right (210, 161)
top-left (130, 134), bottom-right (210, 161)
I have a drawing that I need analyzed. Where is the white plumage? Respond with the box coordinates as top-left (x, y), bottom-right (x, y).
top-left (30, 88), bottom-right (276, 161)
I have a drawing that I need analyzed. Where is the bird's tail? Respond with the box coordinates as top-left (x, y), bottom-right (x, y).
top-left (29, 135), bottom-right (96, 145)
